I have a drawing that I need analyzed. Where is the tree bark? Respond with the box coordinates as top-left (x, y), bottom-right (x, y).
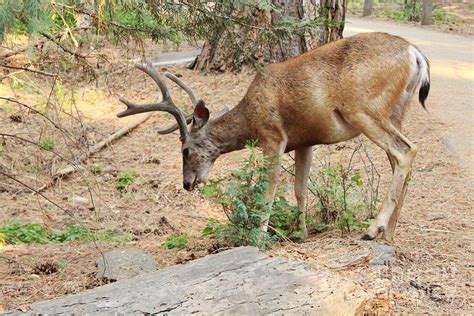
top-left (362, 0), bottom-right (374, 17)
top-left (76, 0), bottom-right (95, 29)
top-left (192, 0), bottom-right (347, 72)
top-left (421, 0), bottom-right (433, 25)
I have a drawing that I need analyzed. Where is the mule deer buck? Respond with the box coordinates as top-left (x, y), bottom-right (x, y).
top-left (118, 32), bottom-right (430, 242)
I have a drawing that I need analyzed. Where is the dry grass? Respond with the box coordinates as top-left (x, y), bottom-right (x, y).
top-left (0, 51), bottom-right (472, 314)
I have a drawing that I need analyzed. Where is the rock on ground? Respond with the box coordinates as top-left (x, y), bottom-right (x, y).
top-left (96, 248), bottom-right (159, 281)
top-left (4, 247), bottom-right (370, 315)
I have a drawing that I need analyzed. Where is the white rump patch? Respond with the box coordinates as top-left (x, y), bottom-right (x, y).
top-left (409, 46), bottom-right (430, 88)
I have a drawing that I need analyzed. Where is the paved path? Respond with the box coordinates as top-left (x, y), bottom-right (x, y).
top-left (152, 49), bottom-right (201, 66)
top-left (346, 18), bottom-right (474, 182)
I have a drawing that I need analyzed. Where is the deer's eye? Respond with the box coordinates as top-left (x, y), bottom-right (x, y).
top-left (183, 148), bottom-right (190, 157)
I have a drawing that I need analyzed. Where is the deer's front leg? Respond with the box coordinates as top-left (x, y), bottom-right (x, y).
top-left (294, 146), bottom-right (312, 239)
top-left (258, 132), bottom-right (288, 233)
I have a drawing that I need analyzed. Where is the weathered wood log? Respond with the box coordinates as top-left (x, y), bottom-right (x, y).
top-left (4, 247), bottom-right (369, 315)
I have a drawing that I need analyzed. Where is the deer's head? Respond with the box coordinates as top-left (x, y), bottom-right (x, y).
top-left (117, 62), bottom-right (225, 191)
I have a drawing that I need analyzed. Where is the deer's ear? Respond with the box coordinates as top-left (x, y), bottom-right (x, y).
top-left (192, 100), bottom-right (210, 129)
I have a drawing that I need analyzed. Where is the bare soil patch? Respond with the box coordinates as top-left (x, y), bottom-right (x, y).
top-left (1, 57), bottom-right (472, 313)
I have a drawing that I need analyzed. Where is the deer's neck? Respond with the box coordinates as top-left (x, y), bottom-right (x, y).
top-left (208, 103), bottom-right (251, 154)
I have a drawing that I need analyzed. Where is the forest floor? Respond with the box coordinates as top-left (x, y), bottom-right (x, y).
top-left (1, 20), bottom-right (473, 315)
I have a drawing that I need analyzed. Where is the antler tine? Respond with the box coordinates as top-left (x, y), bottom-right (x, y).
top-left (116, 61), bottom-right (189, 140)
top-left (157, 115), bottom-right (193, 135)
top-left (157, 72), bottom-right (201, 134)
top-left (164, 72), bottom-right (199, 106)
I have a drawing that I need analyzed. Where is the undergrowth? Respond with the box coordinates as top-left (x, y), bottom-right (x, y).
top-left (200, 142), bottom-right (377, 249)
top-left (163, 234), bottom-right (189, 250)
top-left (381, 3), bottom-right (421, 22)
top-left (116, 170), bottom-right (137, 192)
top-left (0, 221), bottom-right (131, 244)
top-left (310, 166), bottom-right (372, 233)
top-left (200, 142), bottom-right (275, 249)
top-left (379, 4), bottom-right (461, 25)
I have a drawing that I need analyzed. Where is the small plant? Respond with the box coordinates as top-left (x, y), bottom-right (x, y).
top-left (200, 142), bottom-right (271, 248)
top-left (0, 221), bottom-right (131, 244)
top-left (200, 142), bottom-right (300, 248)
top-left (90, 164), bottom-right (102, 175)
top-left (163, 234), bottom-right (189, 250)
top-left (116, 170), bottom-right (137, 191)
top-left (310, 166), bottom-right (372, 233)
top-left (0, 222), bottom-right (50, 244)
top-left (39, 138), bottom-right (55, 151)
top-left (432, 8), bottom-right (462, 25)
top-left (380, 3), bottom-right (421, 22)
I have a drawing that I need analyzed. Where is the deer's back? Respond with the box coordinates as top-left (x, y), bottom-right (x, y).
top-left (243, 32), bottom-right (414, 150)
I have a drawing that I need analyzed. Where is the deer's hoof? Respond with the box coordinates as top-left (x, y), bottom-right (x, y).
top-left (361, 225), bottom-right (384, 240)
top-left (361, 233), bottom-right (375, 240)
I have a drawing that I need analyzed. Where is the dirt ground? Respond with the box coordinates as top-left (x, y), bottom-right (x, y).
top-left (1, 33), bottom-right (473, 314)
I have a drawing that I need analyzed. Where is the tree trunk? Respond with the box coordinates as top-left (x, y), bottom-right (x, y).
top-left (76, 0), bottom-right (95, 29)
top-left (362, 0), bottom-right (374, 17)
top-left (192, 0), bottom-right (347, 72)
top-left (421, 0), bottom-right (433, 25)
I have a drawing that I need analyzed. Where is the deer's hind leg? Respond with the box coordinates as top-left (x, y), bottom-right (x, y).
top-left (347, 113), bottom-right (417, 242)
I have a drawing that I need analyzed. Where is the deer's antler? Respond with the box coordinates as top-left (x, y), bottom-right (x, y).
top-left (117, 62), bottom-right (189, 140)
top-left (157, 72), bottom-right (200, 135)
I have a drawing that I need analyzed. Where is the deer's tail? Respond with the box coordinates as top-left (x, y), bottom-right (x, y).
top-left (412, 47), bottom-right (430, 110)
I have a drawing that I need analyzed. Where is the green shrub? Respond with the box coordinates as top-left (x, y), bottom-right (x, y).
top-left (200, 142), bottom-right (301, 248)
top-left (39, 138), bottom-right (55, 151)
top-left (90, 164), bottom-right (102, 175)
top-left (380, 3), bottom-right (421, 22)
top-left (309, 166), bottom-right (373, 233)
top-left (432, 8), bottom-right (462, 25)
top-left (0, 222), bottom-right (50, 244)
top-left (0, 221), bottom-right (131, 244)
top-left (116, 170), bottom-right (137, 191)
top-left (200, 143), bottom-right (271, 248)
top-left (163, 234), bottom-right (189, 250)
top-left (201, 142), bottom-right (378, 247)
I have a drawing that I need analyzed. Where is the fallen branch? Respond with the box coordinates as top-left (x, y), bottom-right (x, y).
top-left (52, 112), bottom-right (154, 181)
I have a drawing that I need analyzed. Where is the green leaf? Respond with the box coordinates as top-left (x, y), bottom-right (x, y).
top-left (163, 234), bottom-right (189, 250)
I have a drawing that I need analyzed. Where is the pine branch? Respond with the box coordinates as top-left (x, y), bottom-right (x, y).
top-left (0, 63), bottom-right (57, 77)
top-left (39, 31), bottom-right (86, 59)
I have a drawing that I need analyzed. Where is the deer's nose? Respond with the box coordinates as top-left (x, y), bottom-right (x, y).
top-left (183, 181), bottom-right (192, 191)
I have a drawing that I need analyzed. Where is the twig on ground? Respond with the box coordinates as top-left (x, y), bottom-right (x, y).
top-left (0, 97), bottom-right (74, 140)
top-left (406, 226), bottom-right (453, 234)
top-left (0, 168), bottom-right (74, 218)
top-left (49, 112), bottom-right (154, 182)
